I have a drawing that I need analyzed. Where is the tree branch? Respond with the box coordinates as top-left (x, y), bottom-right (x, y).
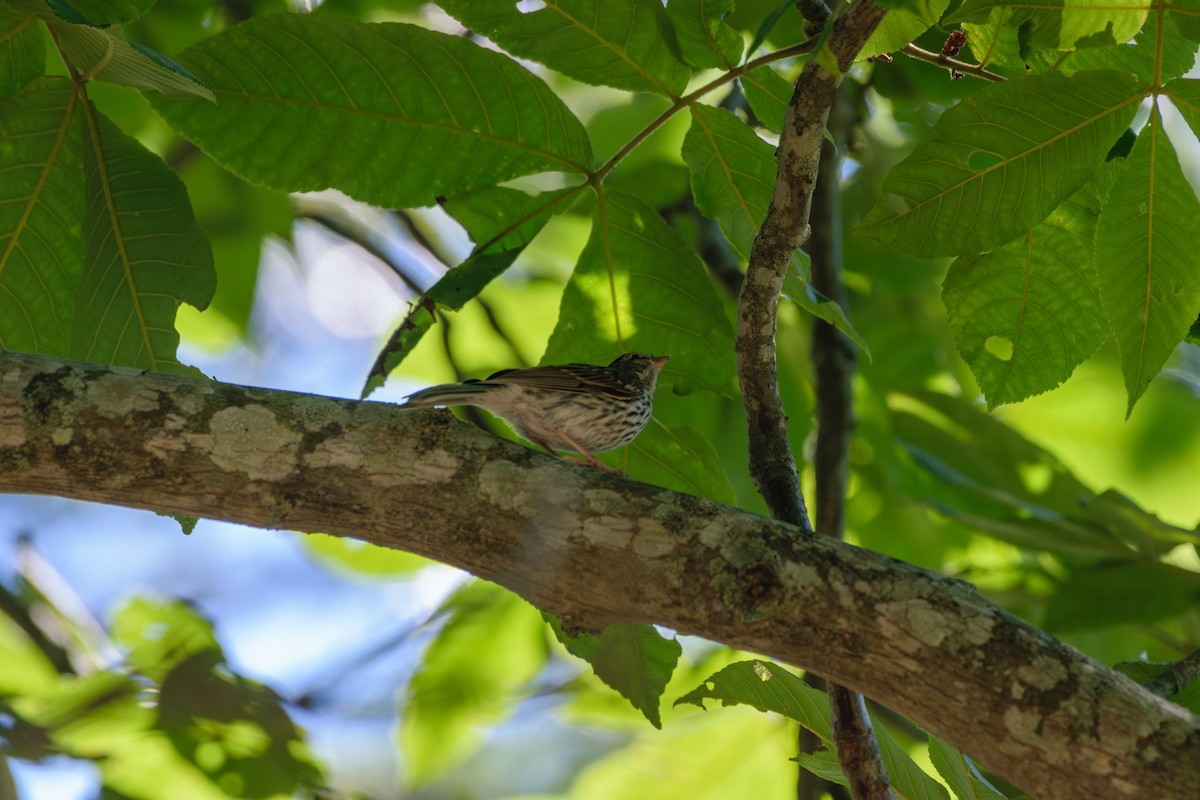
top-left (737, 0), bottom-right (888, 532)
top-left (2, 349), bottom-right (1197, 800)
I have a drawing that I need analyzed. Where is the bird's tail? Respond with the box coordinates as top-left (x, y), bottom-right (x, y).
top-left (400, 380), bottom-right (493, 409)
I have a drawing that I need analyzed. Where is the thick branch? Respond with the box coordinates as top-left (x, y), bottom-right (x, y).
top-left (737, 0), bottom-right (888, 531)
top-left (1, 350), bottom-right (1197, 799)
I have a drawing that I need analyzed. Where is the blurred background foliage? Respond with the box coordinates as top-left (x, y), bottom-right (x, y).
top-left (0, 0), bottom-right (1198, 798)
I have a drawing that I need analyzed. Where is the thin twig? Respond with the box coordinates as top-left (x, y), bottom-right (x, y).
top-left (902, 44), bottom-right (1006, 82)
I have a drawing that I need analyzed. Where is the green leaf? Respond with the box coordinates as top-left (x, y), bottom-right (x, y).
top-left (857, 70), bottom-right (1145, 257)
top-left (0, 7), bottom-right (45, 97)
top-left (157, 649), bottom-right (323, 796)
top-left (0, 78), bottom-right (83, 356)
top-left (362, 186), bottom-right (576, 397)
top-left (891, 391), bottom-right (1193, 557)
top-left (1059, 13), bottom-right (1195, 81)
top-left (950, 0), bottom-right (1150, 49)
top-left (666, 0), bottom-right (744, 69)
top-left (1169, 0), bottom-right (1200, 41)
top-left (1095, 104), bottom-right (1200, 413)
top-left (943, 172), bottom-right (1110, 408)
top-left (1044, 561), bottom-right (1200, 631)
top-left (678, 660), bottom-right (949, 800)
top-left (32, 8), bottom-right (214, 99)
top-left (928, 736), bottom-right (1008, 800)
top-left (542, 190), bottom-right (737, 398)
top-left (676, 659), bottom-right (833, 740)
top-left (684, 104), bottom-right (869, 354)
top-left (402, 582), bottom-right (547, 787)
top-left (0, 612), bottom-right (59, 695)
top-left (625, 420), bottom-right (736, 503)
top-left (740, 65), bottom-right (793, 132)
top-left (74, 101), bottom-right (215, 374)
top-left (783, 269), bottom-right (872, 359)
top-left (303, 533), bottom-right (431, 577)
top-left (439, 0), bottom-right (692, 97)
top-left (150, 14), bottom-right (593, 210)
top-left (110, 598), bottom-right (220, 684)
top-left (861, 0), bottom-right (952, 59)
top-left (551, 619), bottom-right (682, 729)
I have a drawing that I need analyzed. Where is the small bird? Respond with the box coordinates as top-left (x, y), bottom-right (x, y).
top-left (400, 353), bottom-right (670, 471)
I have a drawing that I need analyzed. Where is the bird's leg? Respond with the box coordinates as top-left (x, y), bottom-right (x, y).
top-left (554, 431), bottom-right (622, 474)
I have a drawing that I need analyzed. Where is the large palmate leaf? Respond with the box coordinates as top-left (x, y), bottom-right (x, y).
top-left (542, 190), bottom-right (736, 397)
top-left (362, 186), bottom-right (578, 397)
top-left (45, 0), bottom-right (156, 25)
top-left (857, 70), bottom-right (1145, 257)
top-left (151, 14), bottom-right (594, 210)
top-left (74, 100), bottom-right (215, 374)
top-left (439, 0), bottom-right (692, 97)
top-left (943, 170), bottom-right (1111, 408)
top-left (927, 737), bottom-right (1007, 800)
top-left (1095, 103), bottom-right (1200, 413)
top-left (950, 0), bottom-right (1151, 49)
top-left (666, 0), bottom-right (744, 69)
top-left (0, 78), bottom-right (83, 355)
top-left (1060, 13), bottom-right (1196, 81)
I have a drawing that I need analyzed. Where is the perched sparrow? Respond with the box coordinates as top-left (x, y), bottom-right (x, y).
top-left (401, 353), bottom-right (669, 471)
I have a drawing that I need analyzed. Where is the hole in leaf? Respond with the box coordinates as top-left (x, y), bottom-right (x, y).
top-left (984, 335), bottom-right (1013, 361)
top-left (516, 0), bottom-right (545, 12)
top-left (969, 151), bottom-right (1003, 171)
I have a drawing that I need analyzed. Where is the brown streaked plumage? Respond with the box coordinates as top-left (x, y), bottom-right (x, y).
top-left (400, 353), bottom-right (669, 471)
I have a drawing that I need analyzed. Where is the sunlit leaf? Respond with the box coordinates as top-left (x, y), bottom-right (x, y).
top-left (1061, 13), bottom-right (1195, 81)
top-left (679, 660), bottom-right (949, 800)
top-left (950, 0), bottom-right (1150, 49)
top-left (928, 736), bottom-right (1008, 800)
top-left (666, 0), bottom-right (744, 69)
top-left (1094, 104), bottom-right (1200, 413)
top-left (551, 619), bottom-right (681, 729)
top-left (857, 70), bottom-right (1145, 257)
top-left (402, 582), bottom-right (547, 787)
top-left (676, 659), bottom-right (833, 739)
top-left (151, 14), bottom-right (593, 210)
top-left (74, 101), bottom-right (215, 374)
top-left (363, 186), bottom-right (577, 397)
top-left (625, 420), bottom-right (735, 503)
top-left (862, 0), bottom-right (951, 59)
top-left (0, 78), bottom-right (83, 356)
top-left (943, 171), bottom-right (1111, 408)
top-left (439, 0), bottom-right (692, 97)
top-left (890, 391), bottom-right (1193, 556)
top-left (542, 190), bottom-right (737, 398)
top-left (110, 598), bottom-right (219, 683)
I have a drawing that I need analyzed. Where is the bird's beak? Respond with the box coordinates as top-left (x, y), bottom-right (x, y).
top-left (652, 355), bottom-right (670, 368)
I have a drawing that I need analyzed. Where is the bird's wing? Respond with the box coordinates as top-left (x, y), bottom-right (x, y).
top-left (488, 364), bottom-right (638, 397)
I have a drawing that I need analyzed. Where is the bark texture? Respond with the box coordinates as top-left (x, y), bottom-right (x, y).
top-left (1, 349), bottom-right (1198, 799)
